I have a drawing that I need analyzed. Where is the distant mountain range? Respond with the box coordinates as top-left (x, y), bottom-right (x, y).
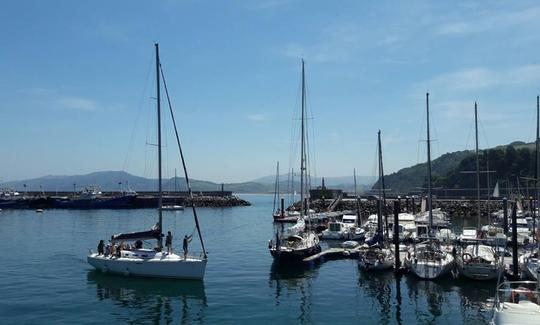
top-left (0, 171), bottom-right (376, 194)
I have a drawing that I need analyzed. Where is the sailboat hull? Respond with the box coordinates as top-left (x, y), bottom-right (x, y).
top-left (269, 245), bottom-right (321, 262)
top-left (87, 253), bottom-right (207, 280)
top-left (404, 256), bottom-right (455, 280)
top-left (457, 260), bottom-right (500, 281)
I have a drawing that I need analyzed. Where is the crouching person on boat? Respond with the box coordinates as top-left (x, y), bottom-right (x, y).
top-left (183, 235), bottom-right (193, 259)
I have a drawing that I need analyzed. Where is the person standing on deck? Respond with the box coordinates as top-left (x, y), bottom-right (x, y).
top-left (166, 231), bottom-right (173, 254)
top-left (97, 240), bottom-right (104, 255)
top-left (183, 235), bottom-right (192, 259)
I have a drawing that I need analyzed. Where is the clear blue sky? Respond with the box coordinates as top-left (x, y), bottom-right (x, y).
top-left (1, 0), bottom-right (540, 183)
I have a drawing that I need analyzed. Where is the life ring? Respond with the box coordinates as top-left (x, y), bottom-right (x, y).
top-left (462, 253), bottom-right (473, 263)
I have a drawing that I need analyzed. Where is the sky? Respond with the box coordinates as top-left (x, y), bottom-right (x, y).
top-left (1, 0), bottom-right (540, 183)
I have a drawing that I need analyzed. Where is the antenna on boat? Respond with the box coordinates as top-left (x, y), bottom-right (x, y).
top-left (155, 43), bottom-right (164, 250)
top-left (426, 92), bottom-right (433, 233)
top-left (353, 168), bottom-right (357, 197)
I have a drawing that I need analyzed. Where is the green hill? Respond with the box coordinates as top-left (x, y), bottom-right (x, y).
top-left (374, 141), bottom-right (537, 194)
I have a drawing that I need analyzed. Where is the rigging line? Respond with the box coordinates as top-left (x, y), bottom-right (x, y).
top-left (464, 112), bottom-right (475, 151)
top-left (123, 51), bottom-right (154, 172)
top-left (160, 63), bottom-right (207, 259)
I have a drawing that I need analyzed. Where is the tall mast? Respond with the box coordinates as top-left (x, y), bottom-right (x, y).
top-left (426, 93), bottom-right (433, 232)
top-left (377, 130), bottom-right (383, 235)
top-left (533, 96), bottom-right (540, 243)
top-left (273, 161), bottom-right (279, 213)
top-left (300, 59), bottom-right (306, 218)
top-left (475, 102), bottom-right (480, 230)
top-left (156, 43), bottom-right (163, 250)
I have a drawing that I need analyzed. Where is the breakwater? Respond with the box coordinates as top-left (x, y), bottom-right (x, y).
top-left (0, 193), bottom-right (250, 209)
top-left (293, 198), bottom-right (508, 217)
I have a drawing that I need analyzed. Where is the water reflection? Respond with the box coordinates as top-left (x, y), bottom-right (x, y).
top-left (87, 271), bottom-right (207, 324)
top-left (357, 270), bottom-right (395, 324)
top-left (269, 261), bottom-right (320, 324)
top-left (405, 276), bottom-right (453, 323)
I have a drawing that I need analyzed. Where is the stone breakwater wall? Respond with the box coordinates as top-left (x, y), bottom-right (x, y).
top-left (292, 199), bottom-right (507, 217)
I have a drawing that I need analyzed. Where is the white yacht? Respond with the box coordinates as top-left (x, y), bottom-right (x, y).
top-left (459, 227), bottom-right (478, 243)
top-left (88, 44), bottom-right (207, 280)
top-left (457, 242), bottom-right (501, 281)
top-left (321, 214), bottom-right (364, 240)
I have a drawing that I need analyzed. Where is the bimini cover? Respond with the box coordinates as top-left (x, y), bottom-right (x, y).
top-left (111, 223), bottom-right (161, 243)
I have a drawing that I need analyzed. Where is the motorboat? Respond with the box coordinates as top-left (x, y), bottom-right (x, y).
top-left (491, 280), bottom-right (540, 324)
top-left (161, 205), bottom-right (184, 211)
top-left (459, 227), bottom-right (478, 243)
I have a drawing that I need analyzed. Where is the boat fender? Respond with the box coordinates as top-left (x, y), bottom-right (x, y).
top-left (268, 240), bottom-right (272, 249)
top-left (377, 254), bottom-right (385, 263)
top-left (462, 253), bottom-right (473, 264)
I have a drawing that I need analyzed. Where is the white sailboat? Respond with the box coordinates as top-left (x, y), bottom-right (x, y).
top-left (268, 59), bottom-right (320, 262)
top-left (88, 43), bottom-right (207, 280)
top-left (519, 95), bottom-right (540, 281)
top-left (456, 102), bottom-right (501, 281)
top-left (404, 93), bottom-right (455, 280)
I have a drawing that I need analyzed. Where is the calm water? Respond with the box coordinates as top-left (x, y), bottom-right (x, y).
top-left (0, 194), bottom-right (494, 324)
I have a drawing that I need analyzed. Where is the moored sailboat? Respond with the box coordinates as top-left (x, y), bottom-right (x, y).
top-left (404, 93), bottom-right (455, 280)
top-left (87, 43), bottom-right (207, 280)
top-left (268, 60), bottom-right (321, 262)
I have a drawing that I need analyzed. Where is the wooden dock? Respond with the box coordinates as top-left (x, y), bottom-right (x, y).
top-left (303, 247), bottom-right (362, 262)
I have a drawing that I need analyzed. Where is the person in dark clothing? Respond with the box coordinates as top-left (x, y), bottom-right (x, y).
top-left (183, 235), bottom-right (192, 259)
top-left (165, 231), bottom-right (173, 254)
top-left (97, 240), bottom-right (104, 255)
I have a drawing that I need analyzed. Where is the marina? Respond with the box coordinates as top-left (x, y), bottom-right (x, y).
top-left (0, 194), bottom-right (524, 324)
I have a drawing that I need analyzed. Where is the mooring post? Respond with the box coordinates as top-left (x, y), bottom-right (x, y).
top-left (503, 197), bottom-right (508, 234)
top-left (397, 196), bottom-right (402, 212)
top-left (280, 198), bottom-right (285, 218)
top-left (511, 202), bottom-right (518, 277)
top-left (405, 196), bottom-right (410, 212)
top-left (394, 200), bottom-right (400, 271)
top-left (356, 197), bottom-right (362, 226)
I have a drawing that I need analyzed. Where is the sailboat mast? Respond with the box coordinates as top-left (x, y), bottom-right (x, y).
top-left (532, 96), bottom-right (540, 243)
top-left (300, 59), bottom-right (306, 218)
top-left (475, 102), bottom-right (480, 230)
top-left (273, 161), bottom-right (279, 212)
top-left (377, 130), bottom-right (383, 235)
top-left (156, 43), bottom-right (163, 250)
top-left (426, 93), bottom-right (433, 232)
